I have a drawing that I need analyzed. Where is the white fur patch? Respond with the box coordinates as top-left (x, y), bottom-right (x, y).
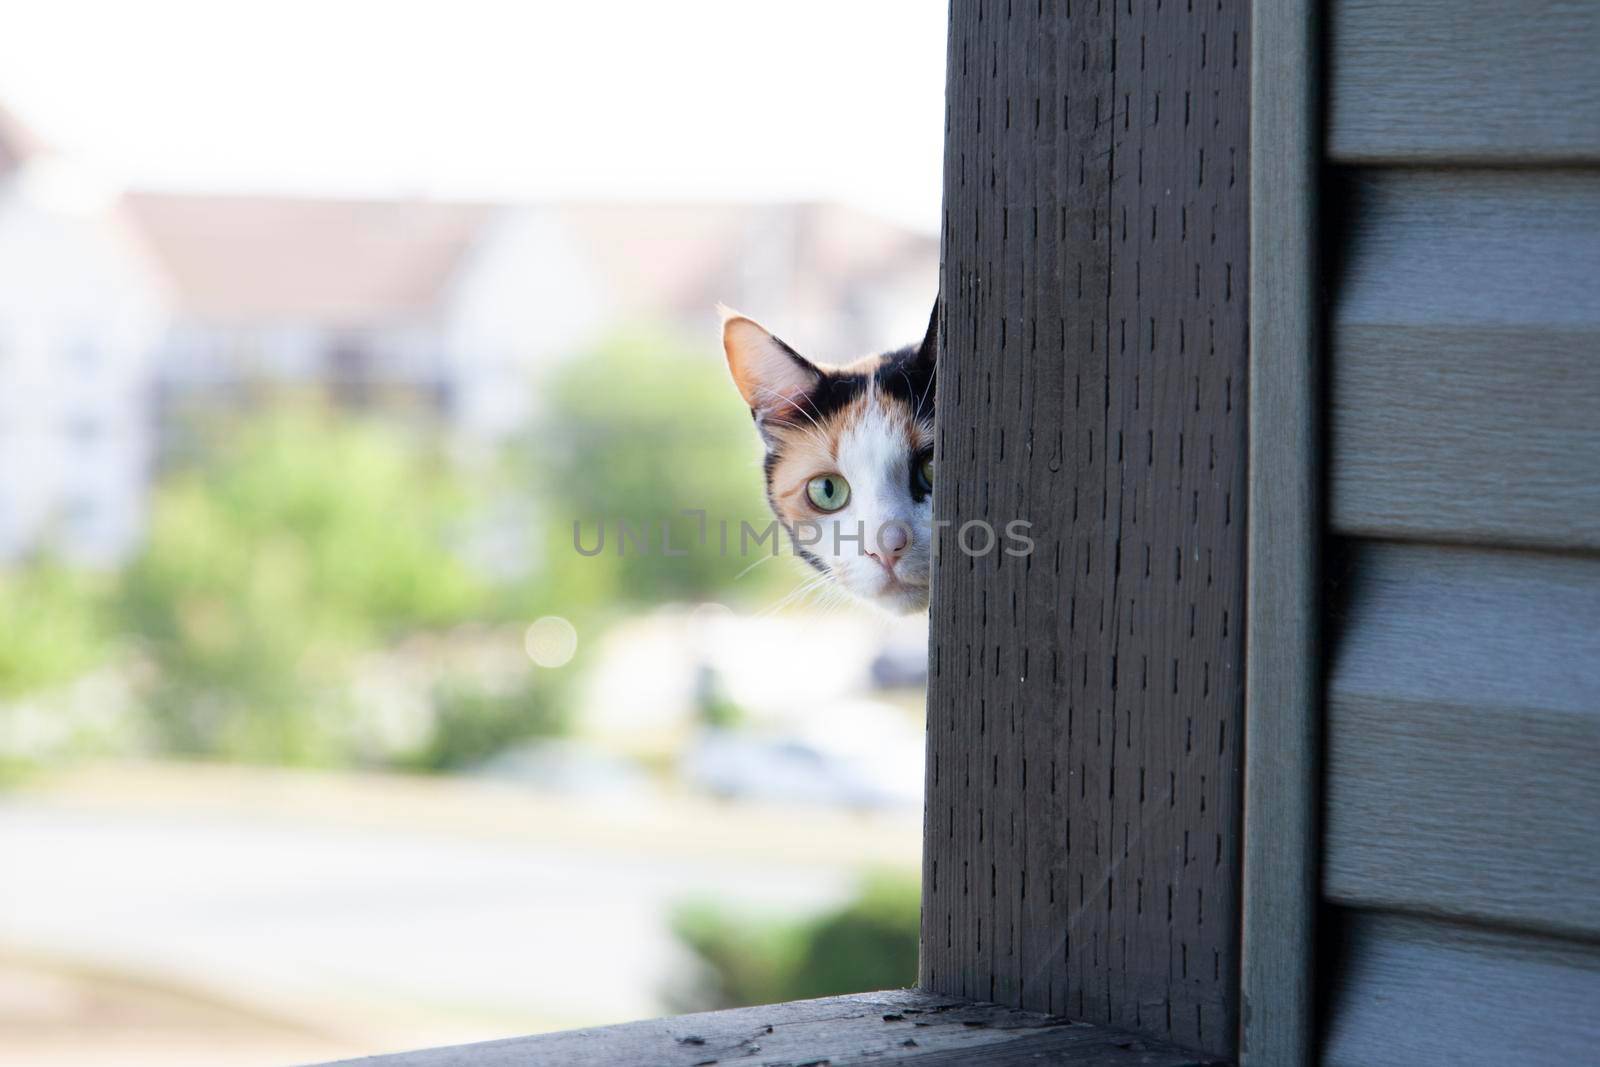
top-left (813, 387), bottom-right (932, 613)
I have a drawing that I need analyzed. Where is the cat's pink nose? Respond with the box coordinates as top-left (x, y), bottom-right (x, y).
top-left (871, 522), bottom-right (911, 568)
top-left (879, 523), bottom-right (910, 554)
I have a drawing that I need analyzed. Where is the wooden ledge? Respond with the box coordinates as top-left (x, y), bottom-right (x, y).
top-left (311, 989), bottom-right (1227, 1066)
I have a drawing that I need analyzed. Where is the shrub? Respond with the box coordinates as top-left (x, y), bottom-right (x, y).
top-left (670, 872), bottom-right (920, 1010)
top-left (399, 676), bottom-right (569, 773)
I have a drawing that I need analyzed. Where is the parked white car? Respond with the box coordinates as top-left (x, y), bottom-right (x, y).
top-left (681, 700), bottom-right (923, 811)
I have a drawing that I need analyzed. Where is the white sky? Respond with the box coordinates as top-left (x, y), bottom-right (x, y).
top-left (0, 0), bottom-right (947, 234)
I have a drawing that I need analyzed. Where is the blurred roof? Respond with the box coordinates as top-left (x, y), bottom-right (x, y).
top-left (123, 192), bottom-right (495, 326)
top-left (556, 200), bottom-right (936, 323)
top-left (121, 194), bottom-right (937, 336)
top-left (0, 97), bottom-right (936, 344)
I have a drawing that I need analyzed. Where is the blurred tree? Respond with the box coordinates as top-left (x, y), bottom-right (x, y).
top-left (529, 332), bottom-right (789, 610)
top-left (16, 329), bottom-right (802, 768)
top-left (119, 407), bottom-right (491, 763)
top-left (0, 562), bottom-right (109, 699)
top-left (670, 872), bottom-right (920, 1010)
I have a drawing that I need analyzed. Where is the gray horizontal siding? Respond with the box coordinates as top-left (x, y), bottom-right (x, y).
top-left (1323, 541), bottom-right (1600, 939)
top-left (1330, 169), bottom-right (1600, 550)
top-left (1322, 6), bottom-right (1600, 1065)
top-left (1324, 910), bottom-right (1600, 1067)
top-left (1329, 0), bottom-right (1600, 163)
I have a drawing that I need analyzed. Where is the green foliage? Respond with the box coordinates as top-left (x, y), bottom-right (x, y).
top-left (791, 873), bottom-right (922, 999)
top-left (0, 563), bottom-right (109, 698)
top-left (118, 408), bottom-right (491, 763)
top-left (3, 328), bottom-right (792, 771)
top-left (400, 675), bottom-right (569, 773)
top-left (670, 872), bottom-right (920, 1010)
top-left (531, 332), bottom-right (786, 609)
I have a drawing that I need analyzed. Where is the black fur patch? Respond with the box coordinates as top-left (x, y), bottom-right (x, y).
top-left (874, 342), bottom-right (937, 424)
top-left (762, 302), bottom-right (938, 432)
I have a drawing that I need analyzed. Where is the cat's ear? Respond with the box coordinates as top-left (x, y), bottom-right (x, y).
top-left (720, 305), bottom-right (821, 417)
top-left (915, 299), bottom-right (940, 370)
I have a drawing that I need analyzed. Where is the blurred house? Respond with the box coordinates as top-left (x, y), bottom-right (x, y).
top-left (129, 193), bottom-right (499, 437)
top-left (0, 101), bottom-right (938, 564)
top-left (132, 196), bottom-right (937, 443)
top-left (0, 107), bottom-right (167, 564)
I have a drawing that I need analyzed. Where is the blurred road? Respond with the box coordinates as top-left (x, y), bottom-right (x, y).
top-left (0, 763), bottom-right (919, 1066)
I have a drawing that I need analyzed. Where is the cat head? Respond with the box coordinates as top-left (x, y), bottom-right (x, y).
top-left (721, 304), bottom-right (937, 614)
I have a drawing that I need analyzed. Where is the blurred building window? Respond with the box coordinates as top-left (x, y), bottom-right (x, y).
top-left (327, 334), bottom-right (374, 407)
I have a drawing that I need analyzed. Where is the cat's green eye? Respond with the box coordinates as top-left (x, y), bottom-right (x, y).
top-left (911, 452), bottom-right (934, 499)
top-left (806, 473), bottom-right (851, 512)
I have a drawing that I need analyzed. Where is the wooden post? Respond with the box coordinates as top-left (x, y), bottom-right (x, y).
top-left (921, 1), bottom-right (1250, 1058)
top-left (1242, 0), bottom-right (1319, 1063)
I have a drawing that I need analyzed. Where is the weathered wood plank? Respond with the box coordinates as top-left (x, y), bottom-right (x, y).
top-left (923, 1), bottom-right (1249, 1057)
top-left (1325, 541), bottom-right (1600, 939)
top-left (1327, 0), bottom-right (1600, 163)
top-left (1330, 169), bottom-right (1600, 550)
top-left (1324, 911), bottom-right (1600, 1067)
top-left (311, 990), bottom-right (1226, 1066)
top-left (1241, 0), bottom-right (1320, 1063)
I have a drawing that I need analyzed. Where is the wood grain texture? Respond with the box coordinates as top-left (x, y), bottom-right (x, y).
top-left (312, 990), bottom-right (1227, 1067)
top-left (922, 1), bottom-right (1249, 1057)
top-left (1329, 169), bottom-right (1600, 550)
top-left (1327, 0), bottom-right (1600, 163)
top-left (1324, 541), bottom-right (1600, 939)
top-left (1241, 0), bottom-right (1318, 1063)
top-left (1323, 911), bottom-right (1600, 1067)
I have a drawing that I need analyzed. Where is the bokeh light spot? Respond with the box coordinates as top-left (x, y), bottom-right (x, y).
top-left (524, 616), bottom-right (578, 668)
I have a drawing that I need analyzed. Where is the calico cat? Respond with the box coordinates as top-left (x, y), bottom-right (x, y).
top-left (721, 303), bottom-right (937, 614)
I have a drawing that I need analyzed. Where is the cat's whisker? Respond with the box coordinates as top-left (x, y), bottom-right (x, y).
top-left (757, 570), bottom-right (835, 617)
top-left (761, 586), bottom-right (821, 619)
top-left (822, 587), bottom-right (859, 619)
top-left (748, 390), bottom-right (837, 454)
top-left (748, 392), bottom-right (830, 452)
top-left (815, 586), bottom-right (852, 620)
top-left (913, 363), bottom-right (936, 423)
top-left (751, 384), bottom-right (831, 442)
top-left (734, 553), bottom-right (778, 581)
top-left (763, 417), bottom-right (833, 456)
top-left (760, 420), bottom-right (832, 455)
